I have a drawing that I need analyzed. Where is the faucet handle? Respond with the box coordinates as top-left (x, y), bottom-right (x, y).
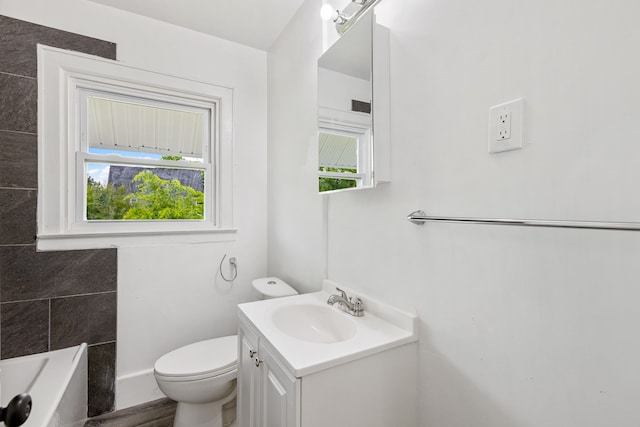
top-left (351, 297), bottom-right (364, 316)
top-left (335, 287), bottom-right (348, 299)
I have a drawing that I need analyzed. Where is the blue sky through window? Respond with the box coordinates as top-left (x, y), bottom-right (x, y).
top-left (86, 148), bottom-right (202, 186)
top-left (88, 147), bottom-right (163, 159)
top-left (87, 148), bottom-right (161, 185)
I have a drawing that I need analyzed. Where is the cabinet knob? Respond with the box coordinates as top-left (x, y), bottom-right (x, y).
top-left (249, 350), bottom-right (257, 358)
top-left (255, 357), bottom-right (263, 367)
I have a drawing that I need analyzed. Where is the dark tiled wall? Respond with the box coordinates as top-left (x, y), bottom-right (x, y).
top-left (0, 15), bottom-right (118, 417)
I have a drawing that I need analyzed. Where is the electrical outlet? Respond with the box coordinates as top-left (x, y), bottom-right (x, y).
top-left (489, 98), bottom-right (523, 153)
top-left (497, 111), bottom-right (511, 140)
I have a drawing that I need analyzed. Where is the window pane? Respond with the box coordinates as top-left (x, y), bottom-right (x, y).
top-left (318, 177), bottom-right (358, 192)
top-left (87, 95), bottom-right (207, 161)
top-left (318, 131), bottom-right (358, 171)
top-left (86, 162), bottom-right (205, 221)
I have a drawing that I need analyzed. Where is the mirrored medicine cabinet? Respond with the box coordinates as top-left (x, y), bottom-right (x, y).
top-left (317, 10), bottom-right (390, 193)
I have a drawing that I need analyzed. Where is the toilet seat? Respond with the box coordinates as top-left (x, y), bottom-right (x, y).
top-left (154, 335), bottom-right (237, 382)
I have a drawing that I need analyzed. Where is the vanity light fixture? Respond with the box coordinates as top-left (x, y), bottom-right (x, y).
top-left (320, 4), bottom-right (348, 24)
top-left (321, 0), bottom-right (384, 35)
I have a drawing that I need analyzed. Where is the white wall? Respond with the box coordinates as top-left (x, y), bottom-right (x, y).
top-left (269, 0), bottom-right (640, 426)
top-left (267, 0), bottom-right (327, 294)
top-left (0, 0), bottom-right (268, 409)
top-left (318, 67), bottom-right (370, 113)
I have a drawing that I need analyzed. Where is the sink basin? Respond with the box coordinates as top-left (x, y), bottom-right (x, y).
top-left (272, 304), bottom-right (357, 344)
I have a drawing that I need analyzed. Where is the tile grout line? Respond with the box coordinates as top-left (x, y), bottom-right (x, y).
top-left (0, 70), bottom-right (36, 80)
top-left (47, 298), bottom-right (51, 351)
top-left (0, 128), bottom-right (37, 136)
top-left (87, 339), bottom-right (116, 347)
top-left (1, 290), bottom-right (117, 305)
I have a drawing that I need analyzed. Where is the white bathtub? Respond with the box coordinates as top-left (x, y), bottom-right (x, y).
top-left (0, 344), bottom-right (87, 427)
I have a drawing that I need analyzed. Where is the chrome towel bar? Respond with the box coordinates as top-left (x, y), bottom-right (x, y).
top-left (407, 210), bottom-right (640, 232)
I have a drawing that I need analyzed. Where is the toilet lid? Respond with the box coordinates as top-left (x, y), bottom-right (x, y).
top-left (154, 335), bottom-right (238, 379)
top-left (252, 277), bottom-right (298, 298)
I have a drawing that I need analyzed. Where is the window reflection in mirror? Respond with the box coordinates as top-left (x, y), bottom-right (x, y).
top-left (318, 11), bottom-right (373, 193)
top-left (318, 126), bottom-right (368, 192)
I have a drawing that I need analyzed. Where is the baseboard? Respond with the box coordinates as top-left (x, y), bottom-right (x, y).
top-left (116, 368), bottom-right (166, 410)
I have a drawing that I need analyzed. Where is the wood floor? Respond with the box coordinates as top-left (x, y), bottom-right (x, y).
top-left (84, 399), bottom-right (177, 427)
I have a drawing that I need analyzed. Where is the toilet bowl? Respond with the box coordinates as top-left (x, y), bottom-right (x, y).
top-left (154, 336), bottom-right (238, 427)
top-left (153, 277), bottom-right (298, 427)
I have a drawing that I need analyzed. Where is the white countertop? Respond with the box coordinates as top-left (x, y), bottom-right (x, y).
top-left (238, 281), bottom-right (417, 377)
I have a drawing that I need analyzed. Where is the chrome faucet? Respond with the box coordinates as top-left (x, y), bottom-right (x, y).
top-left (327, 287), bottom-right (364, 317)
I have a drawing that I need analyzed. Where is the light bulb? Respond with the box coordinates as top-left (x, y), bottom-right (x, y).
top-left (320, 4), bottom-right (335, 21)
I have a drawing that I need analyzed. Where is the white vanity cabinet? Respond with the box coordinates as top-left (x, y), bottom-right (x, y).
top-left (237, 284), bottom-right (419, 427)
top-left (238, 322), bottom-right (300, 427)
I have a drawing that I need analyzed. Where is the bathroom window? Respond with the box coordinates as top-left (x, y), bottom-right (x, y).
top-left (79, 88), bottom-right (211, 222)
top-left (38, 45), bottom-right (234, 250)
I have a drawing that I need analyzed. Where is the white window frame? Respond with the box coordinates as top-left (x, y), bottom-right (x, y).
top-left (37, 45), bottom-right (235, 250)
top-left (75, 86), bottom-right (213, 225)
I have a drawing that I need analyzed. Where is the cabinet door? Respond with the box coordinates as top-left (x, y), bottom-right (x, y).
top-left (258, 345), bottom-right (300, 427)
top-left (238, 327), bottom-right (260, 427)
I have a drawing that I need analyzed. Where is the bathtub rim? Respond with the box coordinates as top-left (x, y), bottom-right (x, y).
top-left (0, 343), bottom-right (88, 427)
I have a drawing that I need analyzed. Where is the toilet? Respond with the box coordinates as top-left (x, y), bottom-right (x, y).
top-left (153, 277), bottom-right (298, 427)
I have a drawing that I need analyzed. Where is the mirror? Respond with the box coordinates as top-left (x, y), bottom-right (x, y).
top-left (318, 12), bottom-right (375, 193)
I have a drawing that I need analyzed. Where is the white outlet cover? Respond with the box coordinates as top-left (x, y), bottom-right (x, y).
top-left (488, 98), bottom-right (523, 153)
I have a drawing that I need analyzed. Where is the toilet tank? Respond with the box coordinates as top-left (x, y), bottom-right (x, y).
top-left (252, 277), bottom-right (298, 299)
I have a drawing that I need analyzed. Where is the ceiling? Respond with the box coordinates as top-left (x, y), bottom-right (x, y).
top-left (88, 0), bottom-right (306, 51)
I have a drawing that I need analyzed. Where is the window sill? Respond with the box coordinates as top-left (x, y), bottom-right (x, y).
top-left (37, 228), bottom-right (238, 251)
